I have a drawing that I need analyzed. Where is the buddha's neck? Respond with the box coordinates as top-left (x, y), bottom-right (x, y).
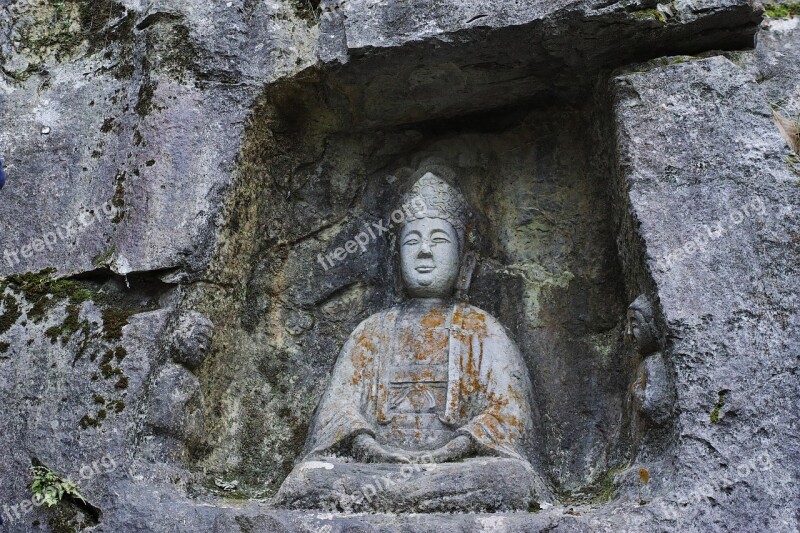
top-left (405, 297), bottom-right (451, 310)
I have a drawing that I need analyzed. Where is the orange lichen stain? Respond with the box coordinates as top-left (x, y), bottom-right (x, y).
top-left (482, 416), bottom-right (509, 441)
top-left (487, 391), bottom-right (510, 409)
top-left (505, 383), bottom-right (525, 405)
top-left (454, 307), bottom-right (488, 336)
top-left (461, 338), bottom-right (483, 396)
top-left (421, 307), bottom-right (446, 327)
top-left (404, 319), bottom-right (448, 362)
top-left (448, 387), bottom-right (459, 412)
top-left (350, 346), bottom-right (374, 385)
top-left (356, 330), bottom-right (377, 353)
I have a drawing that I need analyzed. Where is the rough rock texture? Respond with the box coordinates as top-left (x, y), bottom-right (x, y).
top-left (0, 0), bottom-right (797, 531)
top-left (0, 0), bottom-right (317, 277)
top-left (609, 51), bottom-right (799, 532)
top-left (275, 458), bottom-right (549, 513)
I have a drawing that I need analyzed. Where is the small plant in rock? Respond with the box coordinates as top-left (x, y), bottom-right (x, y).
top-left (29, 465), bottom-right (86, 507)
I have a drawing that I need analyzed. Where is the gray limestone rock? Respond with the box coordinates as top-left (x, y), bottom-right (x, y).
top-left (167, 310), bottom-right (213, 370)
top-left (143, 363), bottom-right (206, 452)
top-left (610, 52), bottom-right (799, 531)
top-left (0, 0), bottom-right (797, 531)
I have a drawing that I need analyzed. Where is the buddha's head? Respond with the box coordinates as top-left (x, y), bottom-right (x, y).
top-left (399, 171), bottom-right (471, 299)
top-left (626, 295), bottom-right (659, 356)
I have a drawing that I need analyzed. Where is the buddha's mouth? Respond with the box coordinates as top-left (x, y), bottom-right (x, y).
top-left (415, 266), bottom-right (435, 273)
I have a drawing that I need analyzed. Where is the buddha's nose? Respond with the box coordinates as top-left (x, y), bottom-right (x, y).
top-left (418, 241), bottom-right (433, 257)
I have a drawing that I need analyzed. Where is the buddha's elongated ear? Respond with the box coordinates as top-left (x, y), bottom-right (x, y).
top-left (455, 251), bottom-right (477, 302)
top-left (389, 230), bottom-right (405, 303)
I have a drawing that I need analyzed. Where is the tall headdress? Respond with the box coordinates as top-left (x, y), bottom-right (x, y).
top-left (401, 171), bottom-right (471, 242)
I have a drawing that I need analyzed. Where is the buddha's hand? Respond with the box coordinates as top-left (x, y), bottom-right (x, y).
top-left (351, 434), bottom-right (411, 463)
top-left (425, 435), bottom-right (474, 463)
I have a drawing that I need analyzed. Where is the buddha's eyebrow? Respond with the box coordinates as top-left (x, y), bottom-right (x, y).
top-left (403, 230), bottom-right (422, 239)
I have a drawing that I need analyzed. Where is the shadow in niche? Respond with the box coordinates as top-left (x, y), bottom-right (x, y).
top-left (186, 63), bottom-right (655, 504)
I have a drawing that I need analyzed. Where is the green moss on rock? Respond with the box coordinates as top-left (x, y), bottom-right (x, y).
top-left (101, 308), bottom-right (135, 341)
top-left (92, 245), bottom-right (116, 267)
top-left (764, 2), bottom-right (800, 18)
top-left (291, 0), bottom-right (322, 25)
top-left (0, 293), bottom-right (22, 335)
top-left (5, 268), bottom-right (91, 324)
top-left (78, 414), bottom-right (99, 429)
top-left (107, 399), bottom-right (125, 413)
top-left (710, 390), bottom-right (727, 423)
top-left (10, 0), bottom-right (133, 81)
top-left (557, 465), bottom-right (627, 505)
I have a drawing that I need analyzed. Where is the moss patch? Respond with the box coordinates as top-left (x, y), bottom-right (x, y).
top-left (5, 269), bottom-right (90, 324)
top-left (8, 0), bottom-right (134, 81)
top-left (557, 465), bottom-right (627, 505)
top-left (764, 2), bottom-right (800, 18)
top-left (4, 269), bottom-right (94, 347)
top-left (44, 302), bottom-right (89, 345)
top-left (98, 349), bottom-right (122, 378)
top-left (111, 171), bottom-right (126, 223)
top-left (92, 245), bottom-right (116, 268)
top-left (630, 8), bottom-right (667, 23)
top-left (101, 307), bottom-right (135, 341)
top-left (78, 414), bottom-right (99, 429)
top-left (710, 390), bottom-right (727, 423)
top-left (134, 78), bottom-right (157, 118)
top-left (0, 293), bottom-right (22, 335)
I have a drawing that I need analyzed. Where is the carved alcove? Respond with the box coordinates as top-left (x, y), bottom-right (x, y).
top-left (184, 89), bottom-right (642, 503)
top-left (177, 9), bottom-right (753, 500)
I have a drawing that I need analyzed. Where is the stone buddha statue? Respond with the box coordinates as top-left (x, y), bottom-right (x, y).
top-left (276, 171), bottom-right (550, 512)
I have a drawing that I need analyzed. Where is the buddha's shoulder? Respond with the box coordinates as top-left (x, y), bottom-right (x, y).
top-left (351, 308), bottom-right (397, 333)
top-left (453, 303), bottom-right (505, 329)
top-left (354, 303), bottom-right (508, 331)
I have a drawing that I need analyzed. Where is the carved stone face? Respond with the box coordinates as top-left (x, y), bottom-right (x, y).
top-left (400, 217), bottom-right (460, 298)
top-left (626, 308), bottom-right (658, 356)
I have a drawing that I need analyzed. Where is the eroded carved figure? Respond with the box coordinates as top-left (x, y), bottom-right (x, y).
top-left (276, 170), bottom-right (550, 512)
top-left (627, 295), bottom-right (672, 425)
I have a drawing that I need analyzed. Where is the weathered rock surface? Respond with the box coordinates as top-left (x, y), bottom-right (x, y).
top-left (609, 51), bottom-right (799, 531)
top-left (0, 0), bottom-right (797, 531)
top-left (0, 0), bottom-right (317, 278)
top-left (276, 458), bottom-right (550, 513)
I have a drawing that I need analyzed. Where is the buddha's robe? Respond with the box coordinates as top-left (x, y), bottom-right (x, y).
top-left (305, 301), bottom-right (536, 461)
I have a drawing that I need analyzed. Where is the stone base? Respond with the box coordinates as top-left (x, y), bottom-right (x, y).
top-left (274, 457), bottom-right (551, 513)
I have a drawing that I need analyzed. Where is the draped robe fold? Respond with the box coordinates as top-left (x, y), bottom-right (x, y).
top-left (305, 302), bottom-right (536, 462)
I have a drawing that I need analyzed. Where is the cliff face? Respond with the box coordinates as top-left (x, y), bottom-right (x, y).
top-left (0, 0), bottom-right (797, 531)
